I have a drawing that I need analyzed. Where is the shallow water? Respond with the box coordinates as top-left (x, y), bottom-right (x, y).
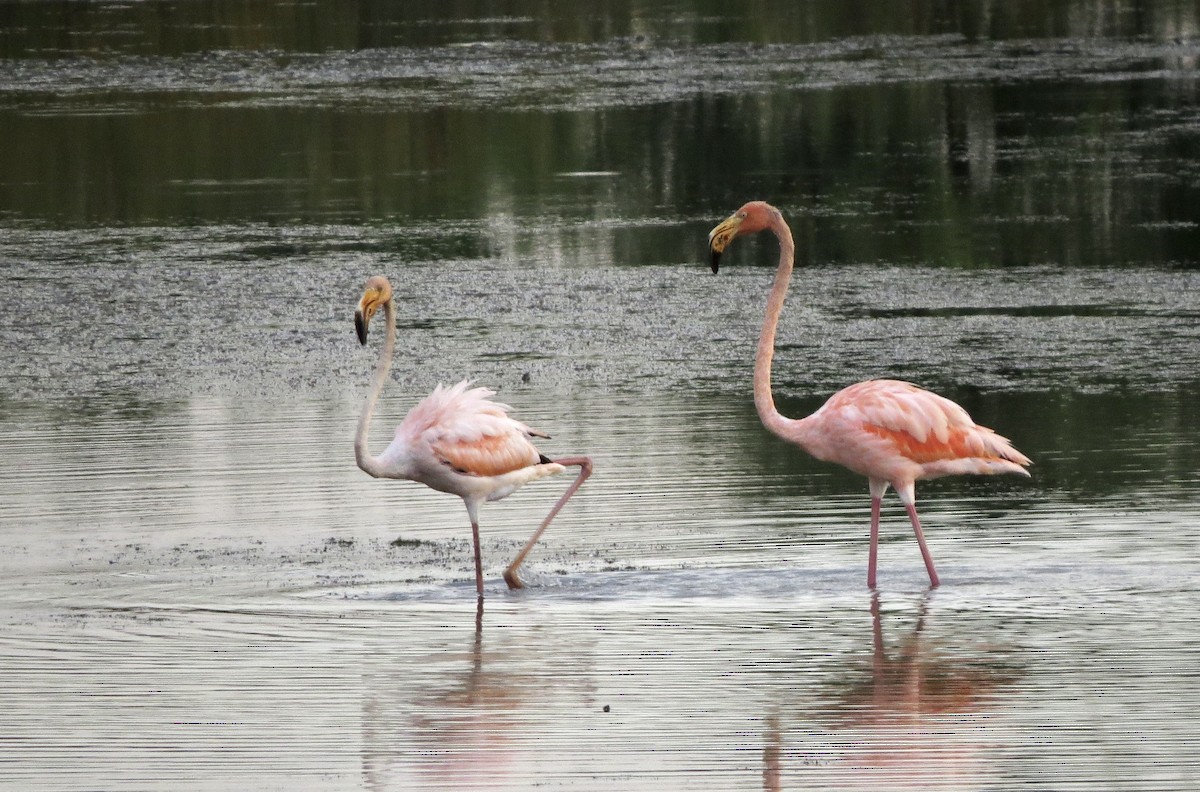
top-left (3, 387), bottom-right (1198, 790)
top-left (3, 332), bottom-right (1199, 789)
top-left (2, 1), bottom-right (1200, 790)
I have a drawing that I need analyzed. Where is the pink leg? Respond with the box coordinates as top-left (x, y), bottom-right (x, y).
top-left (504, 456), bottom-right (593, 590)
top-left (905, 502), bottom-right (940, 588)
top-left (867, 497), bottom-right (881, 589)
top-left (470, 520), bottom-right (484, 596)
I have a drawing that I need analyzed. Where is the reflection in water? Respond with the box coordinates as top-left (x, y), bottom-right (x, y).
top-left (828, 593), bottom-right (1019, 789)
top-left (361, 598), bottom-right (597, 791)
top-left (403, 600), bottom-right (520, 790)
top-left (761, 593), bottom-right (1021, 790)
top-left (400, 600), bottom-right (502, 788)
top-left (361, 600), bottom-right (506, 790)
top-left (849, 594), bottom-right (1017, 718)
top-left (762, 712), bottom-right (782, 792)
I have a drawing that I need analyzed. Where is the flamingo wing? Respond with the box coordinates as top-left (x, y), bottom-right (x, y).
top-left (432, 431), bottom-right (545, 477)
top-left (399, 381), bottom-right (547, 477)
top-left (827, 380), bottom-right (1030, 469)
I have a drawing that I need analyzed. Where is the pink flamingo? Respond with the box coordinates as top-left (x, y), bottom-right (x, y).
top-left (354, 275), bottom-right (592, 597)
top-left (708, 202), bottom-right (1030, 588)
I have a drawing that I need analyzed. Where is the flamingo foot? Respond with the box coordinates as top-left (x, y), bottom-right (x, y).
top-left (503, 567), bottom-right (525, 590)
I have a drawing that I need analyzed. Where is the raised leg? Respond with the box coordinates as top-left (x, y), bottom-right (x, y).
top-left (504, 456), bottom-right (593, 590)
top-left (905, 502), bottom-right (940, 588)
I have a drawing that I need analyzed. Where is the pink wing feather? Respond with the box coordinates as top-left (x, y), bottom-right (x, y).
top-left (825, 380), bottom-right (1031, 468)
top-left (397, 381), bottom-right (547, 477)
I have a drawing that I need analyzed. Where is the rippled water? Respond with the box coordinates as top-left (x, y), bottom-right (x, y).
top-left (4, 33), bottom-right (1197, 113)
top-left (3, 256), bottom-right (1199, 789)
top-left (3, 1), bottom-right (1200, 789)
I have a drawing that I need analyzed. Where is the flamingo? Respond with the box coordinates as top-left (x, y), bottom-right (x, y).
top-left (353, 275), bottom-right (592, 597)
top-left (707, 201), bottom-right (1030, 588)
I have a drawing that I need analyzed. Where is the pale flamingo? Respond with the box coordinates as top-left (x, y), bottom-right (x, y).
top-left (707, 201), bottom-right (1030, 588)
top-left (354, 275), bottom-right (592, 597)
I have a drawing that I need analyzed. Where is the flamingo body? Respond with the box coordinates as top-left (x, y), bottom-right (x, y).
top-left (354, 276), bottom-right (591, 596)
top-left (375, 380), bottom-right (564, 502)
top-left (708, 202), bottom-right (1030, 588)
top-left (794, 379), bottom-right (1030, 491)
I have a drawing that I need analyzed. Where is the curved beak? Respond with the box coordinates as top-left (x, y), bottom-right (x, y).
top-left (707, 213), bottom-right (743, 274)
top-left (355, 290), bottom-right (380, 346)
top-left (354, 308), bottom-right (369, 345)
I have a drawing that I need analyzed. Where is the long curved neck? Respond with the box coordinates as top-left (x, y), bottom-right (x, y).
top-left (755, 216), bottom-right (799, 441)
top-left (355, 300), bottom-right (395, 478)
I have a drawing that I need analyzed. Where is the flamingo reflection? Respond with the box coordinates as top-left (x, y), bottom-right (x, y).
top-left (842, 593), bottom-right (1019, 722)
top-left (361, 598), bottom-right (597, 791)
top-left (761, 593), bottom-right (1021, 790)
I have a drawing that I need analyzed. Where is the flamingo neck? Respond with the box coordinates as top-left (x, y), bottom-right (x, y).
top-left (355, 300), bottom-right (394, 478)
top-left (754, 216), bottom-right (803, 443)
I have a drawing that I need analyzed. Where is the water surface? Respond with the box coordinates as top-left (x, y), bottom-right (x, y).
top-left (1, 1), bottom-right (1199, 790)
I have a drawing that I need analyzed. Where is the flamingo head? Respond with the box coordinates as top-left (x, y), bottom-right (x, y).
top-left (355, 275), bottom-right (393, 345)
top-left (707, 201), bottom-right (782, 273)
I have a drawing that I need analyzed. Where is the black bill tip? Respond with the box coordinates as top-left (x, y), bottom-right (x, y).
top-left (710, 250), bottom-right (721, 274)
top-left (354, 310), bottom-right (368, 345)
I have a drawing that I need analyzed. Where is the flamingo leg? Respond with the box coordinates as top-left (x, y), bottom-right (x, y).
top-left (504, 456), bottom-right (593, 590)
top-left (867, 496), bottom-right (881, 589)
top-left (470, 519), bottom-right (484, 596)
top-left (866, 479), bottom-right (889, 589)
top-left (905, 502), bottom-right (940, 588)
